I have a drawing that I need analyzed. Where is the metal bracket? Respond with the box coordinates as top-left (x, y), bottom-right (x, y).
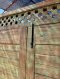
top-left (31, 24), bottom-right (34, 48)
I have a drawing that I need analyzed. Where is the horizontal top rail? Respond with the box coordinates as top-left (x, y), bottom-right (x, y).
top-left (0, 0), bottom-right (60, 18)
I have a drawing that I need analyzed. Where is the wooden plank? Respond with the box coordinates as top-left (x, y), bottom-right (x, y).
top-left (0, 57), bottom-right (19, 79)
top-left (0, 26), bottom-right (21, 79)
top-left (19, 26), bottom-right (27, 79)
top-left (35, 55), bottom-right (60, 68)
top-left (0, 25), bottom-right (21, 79)
top-left (0, 50), bottom-right (19, 58)
top-left (0, 44), bottom-right (20, 51)
top-left (35, 65), bottom-right (60, 79)
top-left (35, 74), bottom-right (53, 79)
top-left (0, 26), bottom-right (21, 44)
top-left (35, 24), bottom-right (60, 45)
top-left (26, 27), bottom-right (35, 79)
top-left (35, 45), bottom-right (60, 79)
top-left (35, 45), bottom-right (60, 56)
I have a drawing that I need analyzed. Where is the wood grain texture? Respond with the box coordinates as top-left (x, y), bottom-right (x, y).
top-left (19, 26), bottom-right (27, 79)
top-left (35, 45), bottom-right (60, 79)
top-left (35, 26), bottom-right (60, 79)
top-left (26, 27), bottom-right (35, 79)
top-left (35, 20), bottom-right (60, 79)
top-left (0, 26), bottom-right (20, 45)
top-left (35, 45), bottom-right (60, 56)
top-left (35, 24), bottom-right (60, 45)
top-left (0, 26), bottom-right (27, 79)
top-left (0, 26), bottom-right (21, 79)
top-left (35, 74), bottom-right (53, 79)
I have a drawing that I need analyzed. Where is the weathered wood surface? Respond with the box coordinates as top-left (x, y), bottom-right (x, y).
top-left (19, 26), bottom-right (27, 79)
top-left (35, 45), bottom-right (60, 56)
top-left (0, 25), bottom-right (27, 79)
top-left (35, 25), bottom-right (60, 79)
top-left (0, 24), bottom-right (60, 79)
top-left (26, 27), bottom-right (35, 79)
top-left (35, 74), bottom-right (55, 79)
top-left (35, 24), bottom-right (60, 45)
top-left (0, 1), bottom-right (60, 79)
top-left (0, 26), bottom-right (20, 45)
top-left (35, 45), bottom-right (60, 79)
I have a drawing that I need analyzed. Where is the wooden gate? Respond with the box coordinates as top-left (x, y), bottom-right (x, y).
top-left (0, 25), bottom-right (27, 79)
top-left (34, 24), bottom-right (60, 79)
top-left (0, 24), bottom-right (60, 79)
top-left (0, 1), bottom-right (60, 79)
top-left (25, 23), bottom-right (60, 79)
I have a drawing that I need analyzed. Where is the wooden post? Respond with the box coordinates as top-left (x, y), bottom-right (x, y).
top-left (19, 26), bottom-right (27, 79)
top-left (26, 26), bottom-right (35, 79)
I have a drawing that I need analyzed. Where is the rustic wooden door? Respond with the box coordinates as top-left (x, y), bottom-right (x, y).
top-left (0, 25), bottom-right (27, 79)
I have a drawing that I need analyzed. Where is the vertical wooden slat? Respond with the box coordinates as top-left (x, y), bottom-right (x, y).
top-left (26, 27), bottom-right (35, 79)
top-left (19, 26), bottom-right (27, 79)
